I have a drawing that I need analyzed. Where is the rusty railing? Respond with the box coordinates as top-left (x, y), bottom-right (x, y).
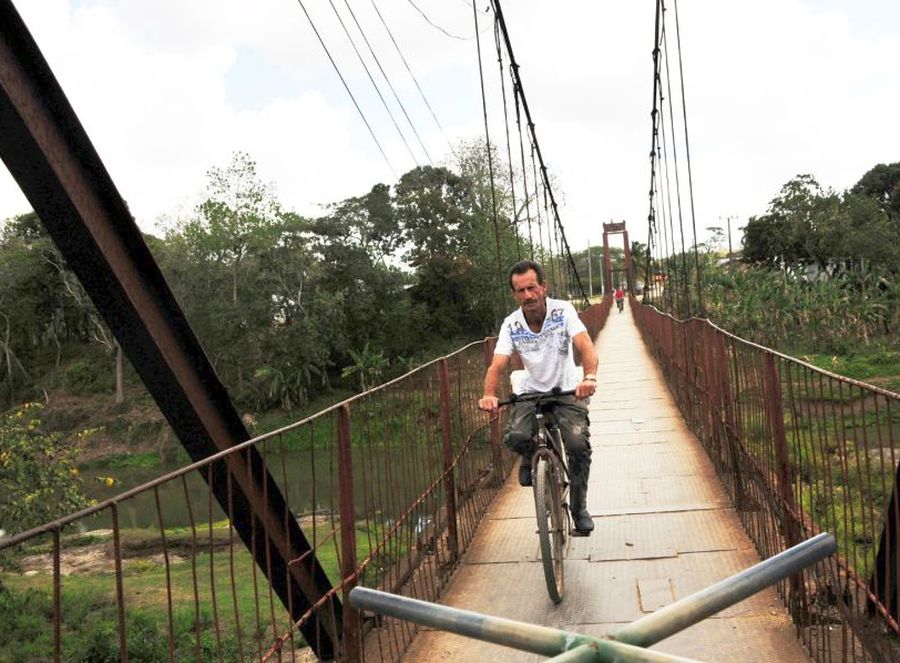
top-left (632, 301), bottom-right (900, 661)
top-left (0, 301), bottom-right (611, 662)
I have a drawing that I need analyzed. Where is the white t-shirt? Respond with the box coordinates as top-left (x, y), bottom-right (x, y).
top-left (495, 298), bottom-right (587, 393)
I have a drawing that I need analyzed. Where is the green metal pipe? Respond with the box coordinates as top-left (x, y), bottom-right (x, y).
top-left (350, 586), bottom-right (594, 657)
top-left (545, 643), bottom-right (600, 662)
top-left (548, 640), bottom-right (703, 663)
top-left (350, 587), bottom-right (703, 661)
top-left (612, 532), bottom-right (836, 647)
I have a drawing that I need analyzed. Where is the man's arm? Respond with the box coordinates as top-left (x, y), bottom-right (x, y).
top-left (572, 331), bottom-right (598, 400)
top-left (478, 353), bottom-right (511, 414)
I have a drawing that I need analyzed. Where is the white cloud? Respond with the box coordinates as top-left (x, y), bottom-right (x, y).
top-left (2, 0), bottom-right (898, 254)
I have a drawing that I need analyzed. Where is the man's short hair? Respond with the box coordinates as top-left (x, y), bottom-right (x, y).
top-left (508, 260), bottom-right (545, 289)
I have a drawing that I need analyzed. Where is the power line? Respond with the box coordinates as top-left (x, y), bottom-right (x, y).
top-left (406, 0), bottom-right (466, 40)
top-left (295, 0), bottom-right (397, 178)
top-left (327, 0), bottom-right (420, 167)
top-left (369, 0), bottom-right (449, 146)
top-left (342, 0), bottom-right (434, 164)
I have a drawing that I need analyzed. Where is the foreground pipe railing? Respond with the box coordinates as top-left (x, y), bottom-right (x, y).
top-left (612, 532), bottom-right (836, 646)
top-left (350, 533), bottom-right (836, 661)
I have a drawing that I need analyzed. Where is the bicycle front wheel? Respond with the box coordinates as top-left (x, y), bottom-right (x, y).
top-left (534, 456), bottom-right (565, 603)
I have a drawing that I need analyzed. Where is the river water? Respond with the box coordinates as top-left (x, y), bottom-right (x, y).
top-left (77, 446), bottom-right (448, 532)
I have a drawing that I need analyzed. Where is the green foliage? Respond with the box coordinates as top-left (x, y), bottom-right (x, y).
top-left (0, 582), bottom-right (241, 663)
top-left (705, 266), bottom-right (898, 354)
top-left (0, 403), bottom-right (94, 534)
top-left (2, 142), bottom-right (525, 431)
top-left (61, 358), bottom-right (113, 394)
top-left (742, 173), bottom-right (900, 272)
top-left (341, 343), bottom-right (389, 392)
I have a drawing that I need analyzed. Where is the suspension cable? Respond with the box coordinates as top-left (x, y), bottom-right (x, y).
top-left (673, 0), bottom-right (704, 314)
top-left (492, 0), bottom-right (589, 307)
top-left (661, 21), bottom-right (691, 318)
top-left (494, 15), bottom-right (521, 259)
top-left (296, 0), bottom-right (396, 177)
top-left (369, 0), bottom-right (450, 146)
top-left (327, 0), bottom-right (419, 167)
top-left (514, 92), bottom-right (534, 259)
top-left (342, 0), bottom-right (433, 164)
top-left (472, 0), bottom-right (505, 310)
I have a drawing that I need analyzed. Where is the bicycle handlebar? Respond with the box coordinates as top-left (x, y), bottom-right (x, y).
top-left (497, 388), bottom-right (577, 407)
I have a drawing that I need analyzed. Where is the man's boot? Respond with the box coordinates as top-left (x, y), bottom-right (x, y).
top-left (518, 455), bottom-right (532, 487)
top-left (569, 483), bottom-right (593, 533)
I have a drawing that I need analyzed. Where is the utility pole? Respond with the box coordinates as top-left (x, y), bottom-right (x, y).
top-left (587, 239), bottom-right (593, 298)
top-left (727, 216), bottom-right (734, 267)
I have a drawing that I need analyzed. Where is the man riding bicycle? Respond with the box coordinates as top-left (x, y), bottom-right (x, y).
top-left (478, 260), bottom-right (598, 534)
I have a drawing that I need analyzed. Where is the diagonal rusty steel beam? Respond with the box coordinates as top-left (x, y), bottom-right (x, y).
top-left (0, 1), bottom-right (340, 656)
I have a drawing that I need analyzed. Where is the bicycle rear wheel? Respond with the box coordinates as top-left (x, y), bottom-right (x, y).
top-left (534, 456), bottom-right (565, 603)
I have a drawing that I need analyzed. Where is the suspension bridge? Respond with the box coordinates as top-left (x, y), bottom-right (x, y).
top-left (1, 0), bottom-right (898, 661)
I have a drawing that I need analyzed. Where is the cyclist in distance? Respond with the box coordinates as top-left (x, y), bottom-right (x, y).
top-left (478, 260), bottom-right (598, 533)
top-left (615, 285), bottom-right (625, 312)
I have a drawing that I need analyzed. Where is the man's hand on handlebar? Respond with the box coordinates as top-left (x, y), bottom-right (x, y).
top-left (575, 378), bottom-right (597, 400)
top-left (478, 395), bottom-right (500, 415)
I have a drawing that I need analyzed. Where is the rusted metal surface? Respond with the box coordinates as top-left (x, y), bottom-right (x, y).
top-left (0, 1), bottom-right (340, 656)
top-left (633, 302), bottom-right (900, 661)
top-left (338, 404), bottom-right (360, 662)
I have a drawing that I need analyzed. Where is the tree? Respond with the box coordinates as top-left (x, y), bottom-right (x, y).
top-left (0, 403), bottom-right (93, 534)
top-left (194, 151), bottom-right (281, 305)
top-left (742, 175), bottom-right (832, 268)
top-left (852, 162), bottom-right (900, 221)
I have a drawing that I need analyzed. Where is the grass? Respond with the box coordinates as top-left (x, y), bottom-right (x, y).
top-left (0, 518), bottom-right (402, 662)
top-left (794, 343), bottom-right (900, 394)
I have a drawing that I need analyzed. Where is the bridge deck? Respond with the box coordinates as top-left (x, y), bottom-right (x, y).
top-left (402, 301), bottom-right (808, 662)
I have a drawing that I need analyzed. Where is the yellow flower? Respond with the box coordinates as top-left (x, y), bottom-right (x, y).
top-left (70, 467), bottom-right (80, 477)
top-left (105, 477), bottom-right (115, 487)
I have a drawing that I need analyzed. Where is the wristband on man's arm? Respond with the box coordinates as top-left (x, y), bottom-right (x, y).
top-left (583, 374), bottom-right (597, 382)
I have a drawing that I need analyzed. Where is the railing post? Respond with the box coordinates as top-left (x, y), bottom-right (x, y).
top-left (717, 332), bottom-right (745, 511)
top-left (483, 338), bottom-right (505, 486)
top-left (337, 404), bottom-right (360, 662)
top-left (701, 323), bottom-right (718, 456)
top-left (763, 352), bottom-right (804, 616)
top-left (438, 359), bottom-right (460, 562)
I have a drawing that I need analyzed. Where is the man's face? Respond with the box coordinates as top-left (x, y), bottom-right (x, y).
top-left (511, 270), bottom-right (547, 315)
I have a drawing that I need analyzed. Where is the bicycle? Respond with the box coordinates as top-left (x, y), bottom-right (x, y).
top-left (498, 388), bottom-right (577, 603)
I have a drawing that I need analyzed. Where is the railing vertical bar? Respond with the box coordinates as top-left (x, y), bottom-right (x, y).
top-left (439, 358), bottom-right (460, 563)
top-left (246, 446), bottom-right (263, 662)
top-left (260, 442), bottom-right (279, 646)
top-left (225, 467), bottom-right (245, 662)
top-left (278, 433), bottom-right (296, 661)
top-left (52, 527), bottom-right (61, 663)
top-left (154, 486), bottom-right (176, 662)
top-left (338, 403), bottom-right (360, 662)
top-left (110, 504), bottom-right (129, 662)
top-left (205, 465), bottom-right (224, 661)
top-left (179, 475), bottom-right (202, 663)
top-left (483, 337), bottom-right (506, 486)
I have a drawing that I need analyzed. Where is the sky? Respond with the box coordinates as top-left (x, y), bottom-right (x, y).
top-left (2, 0), bottom-right (899, 254)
